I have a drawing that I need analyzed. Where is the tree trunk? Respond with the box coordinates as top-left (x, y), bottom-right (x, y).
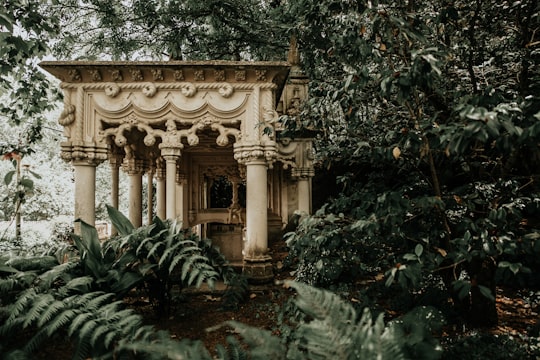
top-left (467, 257), bottom-right (498, 327)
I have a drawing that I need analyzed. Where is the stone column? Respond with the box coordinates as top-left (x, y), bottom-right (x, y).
top-left (175, 173), bottom-right (185, 225)
top-left (73, 160), bottom-right (97, 233)
top-left (235, 144), bottom-right (274, 282)
top-left (155, 157), bottom-right (166, 220)
top-left (124, 159), bottom-right (144, 228)
top-left (147, 164), bottom-right (154, 225)
top-left (161, 147), bottom-right (181, 219)
top-left (109, 154), bottom-right (123, 235)
top-left (293, 140), bottom-right (314, 214)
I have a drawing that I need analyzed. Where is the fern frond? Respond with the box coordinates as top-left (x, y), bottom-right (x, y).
top-left (23, 327), bottom-right (50, 354)
top-left (0, 317), bottom-right (24, 338)
top-left (77, 318), bottom-right (99, 344)
top-left (36, 299), bottom-right (65, 327)
top-left (289, 280), bottom-right (358, 324)
top-left (286, 281), bottom-right (406, 360)
top-left (159, 242), bottom-right (182, 267)
top-left (225, 321), bottom-right (286, 360)
top-left (38, 261), bottom-right (80, 289)
top-left (103, 329), bottom-right (118, 349)
top-left (68, 312), bottom-right (94, 336)
top-left (147, 241), bottom-right (165, 260)
top-left (46, 308), bottom-right (79, 336)
top-left (90, 323), bottom-right (110, 348)
top-left (73, 327), bottom-right (93, 360)
top-left (105, 308), bottom-right (133, 323)
top-left (85, 292), bottom-right (115, 311)
top-left (0, 277), bottom-right (19, 293)
top-left (116, 313), bottom-right (143, 334)
top-left (179, 254), bottom-right (208, 279)
top-left (6, 288), bottom-right (38, 323)
top-left (223, 335), bottom-right (249, 360)
top-left (135, 236), bottom-right (155, 256)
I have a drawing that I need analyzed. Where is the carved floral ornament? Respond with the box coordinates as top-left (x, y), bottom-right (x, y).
top-left (99, 114), bottom-right (241, 150)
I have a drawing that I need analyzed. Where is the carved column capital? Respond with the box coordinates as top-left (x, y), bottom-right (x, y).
top-left (123, 159), bottom-right (145, 175)
top-left (63, 142), bottom-right (108, 166)
top-left (176, 173), bottom-right (187, 185)
top-left (291, 167), bottom-right (315, 179)
top-left (233, 143), bottom-right (270, 165)
top-left (160, 146), bottom-right (182, 160)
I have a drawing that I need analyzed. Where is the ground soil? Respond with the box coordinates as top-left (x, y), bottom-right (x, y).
top-left (35, 239), bottom-right (540, 358)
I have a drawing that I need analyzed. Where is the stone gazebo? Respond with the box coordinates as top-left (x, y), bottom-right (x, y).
top-left (40, 60), bottom-right (313, 281)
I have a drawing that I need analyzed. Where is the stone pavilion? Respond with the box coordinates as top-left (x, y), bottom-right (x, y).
top-left (40, 59), bottom-right (313, 282)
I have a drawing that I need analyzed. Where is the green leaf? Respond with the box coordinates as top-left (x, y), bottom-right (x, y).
top-left (20, 178), bottom-right (33, 189)
top-left (106, 205), bottom-right (134, 236)
top-left (414, 244), bottom-right (423, 257)
top-left (478, 285), bottom-right (495, 302)
top-left (4, 170), bottom-right (15, 185)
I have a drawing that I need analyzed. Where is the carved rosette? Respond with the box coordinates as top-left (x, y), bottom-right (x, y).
top-left (180, 82), bottom-right (196, 97)
top-left (142, 82), bottom-right (157, 97)
top-left (218, 83), bottom-right (234, 98)
top-left (104, 83), bottom-right (120, 97)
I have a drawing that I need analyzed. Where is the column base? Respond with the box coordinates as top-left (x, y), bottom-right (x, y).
top-left (243, 259), bottom-right (273, 283)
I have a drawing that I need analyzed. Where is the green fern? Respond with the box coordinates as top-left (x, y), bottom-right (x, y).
top-left (287, 281), bottom-right (405, 360)
top-left (22, 293), bottom-right (54, 328)
top-left (224, 321), bottom-right (286, 360)
top-left (4, 288), bottom-right (38, 325)
top-left (45, 308), bottom-right (79, 336)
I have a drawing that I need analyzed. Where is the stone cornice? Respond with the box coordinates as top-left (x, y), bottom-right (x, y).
top-left (39, 60), bottom-right (290, 91)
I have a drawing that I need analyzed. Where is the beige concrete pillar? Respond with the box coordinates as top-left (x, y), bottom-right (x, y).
top-left (161, 148), bottom-right (181, 219)
top-left (175, 173), bottom-right (186, 226)
top-left (243, 158), bottom-right (272, 282)
top-left (109, 154), bottom-right (123, 235)
top-left (73, 160), bottom-right (97, 233)
top-left (297, 177), bottom-right (311, 214)
top-left (125, 159), bottom-right (144, 228)
top-left (155, 158), bottom-right (166, 220)
top-left (147, 165), bottom-right (154, 225)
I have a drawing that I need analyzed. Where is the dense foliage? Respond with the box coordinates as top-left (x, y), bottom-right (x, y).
top-left (283, 0), bottom-right (540, 326)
